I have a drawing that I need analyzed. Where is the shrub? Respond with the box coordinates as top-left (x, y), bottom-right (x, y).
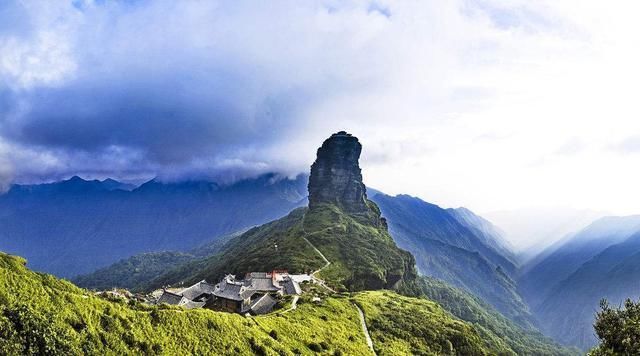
top-left (249, 337), bottom-right (268, 356)
top-left (308, 342), bottom-right (323, 352)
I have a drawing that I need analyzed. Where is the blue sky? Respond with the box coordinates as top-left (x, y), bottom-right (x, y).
top-left (1, 0), bottom-right (640, 222)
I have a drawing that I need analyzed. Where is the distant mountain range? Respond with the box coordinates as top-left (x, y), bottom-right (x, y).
top-left (486, 208), bottom-right (606, 261)
top-left (519, 215), bottom-right (640, 350)
top-left (0, 174), bottom-right (307, 277)
top-left (369, 193), bottom-right (535, 329)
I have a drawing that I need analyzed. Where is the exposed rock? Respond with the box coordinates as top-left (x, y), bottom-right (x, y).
top-left (308, 131), bottom-right (369, 214)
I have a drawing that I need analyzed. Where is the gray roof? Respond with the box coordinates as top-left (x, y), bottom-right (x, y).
top-left (180, 280), bottom-right (215, 301)
top-left (183, 300), bottom-right (206, 309)
top-left (250, 294), bottom-right (278, 315)
top-left (247, 272), bottom-right (270, 279)
top-left (245, 275), bottom-right (281, 292)
top-left (281, 277), bottom-right (302, 295)
top-left (157, 290), bottom-right (184, 305)
top-left (213, 275), bottom-right (253, 301)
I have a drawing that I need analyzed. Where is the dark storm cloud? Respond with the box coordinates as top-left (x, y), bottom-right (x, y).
top-left (4, 73), bottom-right (282, 163)
top-left (0, 0), bottom-right (366, 183)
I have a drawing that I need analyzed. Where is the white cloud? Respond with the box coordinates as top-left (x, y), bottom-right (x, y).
top-left (0, 31), bottom-right (77, 89)
top-left (1, 0), bottom-right (640, 221)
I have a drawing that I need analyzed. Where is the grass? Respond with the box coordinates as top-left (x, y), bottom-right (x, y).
top-left (353, 290), bottom-right (502, 355)
top-left (0, 252), bottom-right (373, 355)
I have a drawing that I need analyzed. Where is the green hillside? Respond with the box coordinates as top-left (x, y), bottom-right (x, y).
top-left (0, 251), bottom-right (541, 355)
top-left (0, 252), bottom-right (376, 355)
top-left (354, 290), bottom-right (505, 355)
top-left (74, 230), bottom-right (243, 292)
top-left (151, 202), bottom-right (416, 292)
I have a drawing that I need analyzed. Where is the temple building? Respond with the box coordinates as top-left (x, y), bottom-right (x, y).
top-left (155, 270), bottom-right (302, 315)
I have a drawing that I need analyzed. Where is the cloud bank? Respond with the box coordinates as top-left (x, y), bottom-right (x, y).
top-left (2, 0), bottom-right (640, 217)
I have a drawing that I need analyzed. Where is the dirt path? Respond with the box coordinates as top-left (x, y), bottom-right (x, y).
top-left (355, 303), bottom-right (376, 355)
top-left (298, 212), bottom-right (375, 354)
top-left (302, 236), bottom-right (330, 272)
top-left (278, 295), bottom-right (300, 314)
top-left (300, 213), bottom-right (336, 293)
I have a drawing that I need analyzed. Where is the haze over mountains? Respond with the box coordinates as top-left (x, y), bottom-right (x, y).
top-left (2, 131), bottom-right (640, 352)
top-left (519, 215), bottom-right (640, 350)
top-left (0, 174), bottom-right (307, 277)
top-left (485, 207), bottom-right (608, 260)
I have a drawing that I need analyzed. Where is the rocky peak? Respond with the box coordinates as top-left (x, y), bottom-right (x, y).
top-left (308, 131), bottom-right (369, 214)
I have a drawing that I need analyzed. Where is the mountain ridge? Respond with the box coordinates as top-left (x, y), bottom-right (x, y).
top-left (0, 173), bottom-right (308, 277)
top-left (369, 193), bottom-right (534, 328)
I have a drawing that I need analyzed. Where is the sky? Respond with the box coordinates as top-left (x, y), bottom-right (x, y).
top-left (2, 0), bottom-right (640, 228)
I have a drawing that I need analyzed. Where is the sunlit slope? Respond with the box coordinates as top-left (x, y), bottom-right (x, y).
top-left (0, 251), bottom-right (534, 355)
top-left (152, 203), bottom-right (417, 292)
top-left (0, 252), bottom-right (371, 355)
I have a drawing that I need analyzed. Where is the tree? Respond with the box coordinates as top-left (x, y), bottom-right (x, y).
top-left (590, 298), bottom-right (640, 355)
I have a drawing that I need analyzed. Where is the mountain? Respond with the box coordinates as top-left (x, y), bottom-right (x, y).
top-left (73, 230), bottom-right (244, 291)
top-left (369, 193), bottom-right (533, 328)
top-left (485, 207), bottom-right (607, 260)
top-left (72, 251), bottom-right (196, 291)
top-left (518, 215), bottom-right (640, 310)
top-left (149, 131), bottom-right (417, 292)
top-left (400, 277), bottom-right (577, 355)
top-left (533, 231), bottom-right (640, 350)
top-left (100, 178), bottom-right (137, 191)
top-left (516, 215), bottom-right (640, 350)
top-left (0, 173), bottom-right (307, 278)
top-left (447, 207), bottom-right (517, 264)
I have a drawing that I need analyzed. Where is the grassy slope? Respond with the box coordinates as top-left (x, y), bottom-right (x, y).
top-left (0, 252), bottom-right (528, 355)
top-left (0, 252), bottom-right (372, 355)
top-left (152, 203), bottom-right (416, 292)
top-left (354, 290), bottom-right (502, 355)
top-left (150, 207), bottom-right (325, 289)
top-left (302, 202), bottom-right (416, 291)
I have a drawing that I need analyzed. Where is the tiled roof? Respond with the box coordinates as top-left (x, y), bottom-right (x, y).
top-left (281, 277), bottom-right (302, 295)
top-left (246, 275), bottom-right (280, 292)
top-left (212, 272), bottom-right (290, 304)
top-left (250, 294), bottom-right (277, 315)
top-left (247, 272), bottom-right (270, 279)
top-left (180, 280), bottom-right (215, 301)
top-left (157, 290), bottom-right (184, 305)
top-left (183, 300), bottom-right (206, 309)
top-left (213, 275), bottom-right (252, 301)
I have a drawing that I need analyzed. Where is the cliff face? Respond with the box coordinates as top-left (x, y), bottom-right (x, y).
top-left (308, 131), bottom-right (369, 215)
